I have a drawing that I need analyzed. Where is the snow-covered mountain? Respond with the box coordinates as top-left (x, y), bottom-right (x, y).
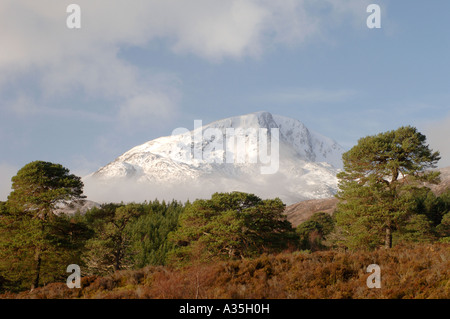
top-left (84, 111), bottom-right (345, 205)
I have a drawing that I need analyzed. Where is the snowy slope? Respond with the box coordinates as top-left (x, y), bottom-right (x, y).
top-left (85, 111), bottom-right (345, 204)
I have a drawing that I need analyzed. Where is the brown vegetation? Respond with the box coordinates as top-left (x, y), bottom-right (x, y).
top-left (2, 243), bottom-right (448, 299)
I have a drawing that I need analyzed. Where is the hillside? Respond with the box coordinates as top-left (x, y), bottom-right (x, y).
top-left (430, 166), bottom-right (450, 196)
top-left (284, 197), bottom-right (338, 228)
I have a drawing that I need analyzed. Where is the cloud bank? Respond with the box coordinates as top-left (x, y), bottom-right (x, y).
top-left (0, 0), bottom-right (372, 201)
top-left (0, 0), bottom-right (371, 124)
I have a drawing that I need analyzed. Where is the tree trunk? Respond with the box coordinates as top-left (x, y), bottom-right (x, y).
top-left (114, 251), bottom-right (121, 272)
top-left (384, 227), bottom-right (392, 249)
top-left (114, 242), bottom-right (123, 272)
top-left (31, 247), bottom-right (42, 290)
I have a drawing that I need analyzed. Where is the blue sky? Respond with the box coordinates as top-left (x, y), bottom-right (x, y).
top-left (1, 0), bottom-right (449, 200)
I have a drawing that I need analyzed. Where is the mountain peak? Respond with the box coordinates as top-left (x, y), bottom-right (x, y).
top-left (86, 112), bottom-right (344, 205)
top-left (203, 111), bottom-right (278, 131)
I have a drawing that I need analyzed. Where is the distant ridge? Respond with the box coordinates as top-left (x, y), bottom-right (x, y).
top-left (430, 166), bottom-right (450, 195)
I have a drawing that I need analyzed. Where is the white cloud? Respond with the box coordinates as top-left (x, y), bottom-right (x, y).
top-left (167, 0), bottom-right (269, 60)
top-left (0, 1), bottom-right (182, 127)
top-left (118, 90), bottom-right (180, 128)
top-left (0, 0), bottom-right (377, 200)
top-left (0, 0), bottom-right (374, 67)
top-left (0, 0), bottom-right (372, 126)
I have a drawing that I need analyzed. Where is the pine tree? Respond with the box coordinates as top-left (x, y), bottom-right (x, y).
top-left (4, 161), bottom-right (85, 290)
top-left (83, 204), bottom-right (143, 275)
top-left (169, 192), bottom-right (294, 264)
top-left (128, 200), bottom-right (183, 267)
top-left (335, 126), bottom-right (440, 249)
top-left (296, 212), bottom-right (335, 250)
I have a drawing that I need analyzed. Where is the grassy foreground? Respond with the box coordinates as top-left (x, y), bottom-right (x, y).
top-left (2, 243), bottom-right (448, 299)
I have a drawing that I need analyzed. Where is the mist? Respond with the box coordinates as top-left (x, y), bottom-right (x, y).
top-left (0, 163), bottom-right (18, 201)
top-left (81, 169), bottom-right (332, 206)
top-left (423, 115), bottom-right (450, 168)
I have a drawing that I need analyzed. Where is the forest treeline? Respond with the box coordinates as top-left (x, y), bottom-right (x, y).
top-left (1, 188), bottom-right (449, 293)
top-left (0, 126), bottom-right (449, 297)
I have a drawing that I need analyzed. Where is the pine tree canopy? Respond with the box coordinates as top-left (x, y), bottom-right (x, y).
top-left (2, 161), bottom-right (85, 290)
top-left (338, 126), bottom-right (440, 187)
top-left (335, 126), bottom-right (441, 249)
top-left (7, 161), bottom-right (85, 219)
